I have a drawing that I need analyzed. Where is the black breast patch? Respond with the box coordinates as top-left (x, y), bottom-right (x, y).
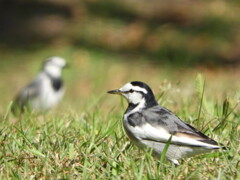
top-left (51, 78), bottom-right (63, 91)
top-left (128, 118), bottom-right (137, 127)
top-left (127, 112), bottom-right (143, 127)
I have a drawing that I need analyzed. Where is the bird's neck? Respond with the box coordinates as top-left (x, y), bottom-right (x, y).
top-left (145, 98), bottom-right (158, 108)
top-left (44, 70), bottom-right (63, 91)
top-left (125, 100), bottom-right (146, 114)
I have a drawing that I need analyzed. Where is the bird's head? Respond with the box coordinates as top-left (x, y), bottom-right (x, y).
top-left (43, 56), bottom-right (67, 77)
top-left (108, 81), bottom-right (158, 108)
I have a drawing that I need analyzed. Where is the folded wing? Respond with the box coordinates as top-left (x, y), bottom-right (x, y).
top-left (127, 105), bottom-right (221, 149)
top-left (12, 76), bottom-right (42, 113)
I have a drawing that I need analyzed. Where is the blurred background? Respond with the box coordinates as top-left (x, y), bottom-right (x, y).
top-left (0, 0), bottom-right (239, 115)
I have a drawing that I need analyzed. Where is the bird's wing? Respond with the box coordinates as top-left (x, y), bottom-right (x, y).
top-left (13, 76), bottom-right (42, 108)
top-left (127, 105), bottom-right (220, 148)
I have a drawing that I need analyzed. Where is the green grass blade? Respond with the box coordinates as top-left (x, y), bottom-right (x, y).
top-left (25, 147), bottom-right (45, 158)
top-left (3, 101), bottom-right (13, 121)
top-left (159, 135), bottom-right (172, 164)
top-left (196, 75), bottom-right (205, 128)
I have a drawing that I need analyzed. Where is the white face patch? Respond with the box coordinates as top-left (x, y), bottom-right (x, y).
top-left (44, 65), bottom-right (62, 77)
top-left (123, 91), bottom-right (144, 104)
top-left (119, 82), bottom-right (147, 104)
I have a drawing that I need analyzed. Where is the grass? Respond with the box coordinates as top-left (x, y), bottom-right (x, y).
top-left (0, 46), bottom-right (239, 179)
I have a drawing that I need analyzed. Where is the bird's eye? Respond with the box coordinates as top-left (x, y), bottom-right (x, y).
top-left (129, 89), bottom-right (134, 93)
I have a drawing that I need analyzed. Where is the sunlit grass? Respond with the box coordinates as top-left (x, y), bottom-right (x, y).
top-left (0, 47), bottom-right (239, 179)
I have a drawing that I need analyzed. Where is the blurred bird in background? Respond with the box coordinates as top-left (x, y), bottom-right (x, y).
top-left (12, 56), bottom-right (67, 115)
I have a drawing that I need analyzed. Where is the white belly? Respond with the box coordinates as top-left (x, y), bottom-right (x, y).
top-left (31, 79), bottom-right (64, 111)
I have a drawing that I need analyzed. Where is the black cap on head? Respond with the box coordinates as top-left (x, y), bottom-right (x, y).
top-left (130, 81), bottom-right (154, 95)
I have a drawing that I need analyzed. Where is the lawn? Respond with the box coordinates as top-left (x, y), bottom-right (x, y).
top-left (0, 46), bottom-right (239, 179)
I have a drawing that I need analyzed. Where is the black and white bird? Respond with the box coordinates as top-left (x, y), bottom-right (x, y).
top-left (12, 56), bottom-right (67, 114)
top-left (108, 81), bottom-right (225, 165)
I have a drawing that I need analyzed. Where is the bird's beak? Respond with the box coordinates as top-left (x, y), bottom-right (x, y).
top-left (107, 89), bottom-right (123, 95)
